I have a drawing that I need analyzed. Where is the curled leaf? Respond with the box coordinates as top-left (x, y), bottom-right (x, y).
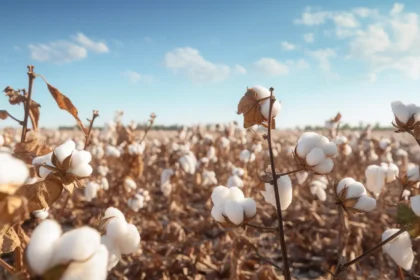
top-left (0, 195), bottom-right (29, 226)
top-left (14, 138), bottom-right (52, 164)
top-left (237, 89), bottom-right (265, 128)
top-left (0, 225), bottom-right (20, 254)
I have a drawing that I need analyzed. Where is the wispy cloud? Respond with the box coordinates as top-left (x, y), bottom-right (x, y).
top-left (303, 33), bottom-right (314, 43)
top-left (28, 33), bottom-right (109, 64)
top-left (233, 64), bottom-right (247, 75)
top-left (164, 47), bottom-right (231, 82)
top-left (254, 58), bottom-right (289, 76)
top-left (122, 70), bottom-right (154, 83)
top-left (281, 41), bottom-right (296, 51)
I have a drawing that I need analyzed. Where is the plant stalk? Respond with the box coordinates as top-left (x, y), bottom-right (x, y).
top-left (266, 87), bottom-right (291, 280)
top-left (20, 65), bottom-right (35, 142)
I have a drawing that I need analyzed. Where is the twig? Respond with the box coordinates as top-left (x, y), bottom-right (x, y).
top-left (84, 110), bottom-right (99, 149)
top-left (140, 113), bottom-right (156, 144)
top-left (343, 228), bottom-right (405, 267)
top-left (408, 131), bottom-right (420, 147)
top-left (244, 222), bottom-right (279, 232)
top-left (20, 65), bottom-right (36, 142)
top-left (274, 169), bottom-right (303, 181)
top-left (398, 266), bottom-right (405, 280)
top-left (255, 250), bottom-right (282, 270)
top-left (266, 87), bottom-right (291, 280)
top-left (0, 258), bottom-right (14, 274)
top-left (5, 112), bottom-right (24, 126)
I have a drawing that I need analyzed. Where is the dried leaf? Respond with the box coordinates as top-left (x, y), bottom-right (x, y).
top-left (0, 110), bottom-right (8, 120)
top-left (332, 112), bottom-right (342, 123)
top-left (45, 82), bottom-right (86, 133)
top-left (0, 225), bottom-right (20, 254)
top-left (397, 202), bottom-right (420, 237)
top-left (15, 175), bottom-right (63, 212)
top-left (0, 195), bottom-right (29, 226)
top-left (237, 89), bottom-right (265, 128)
top-left (14, 138), bottom-right (52, 164)
top-left (29, 100), bottom-right (41, 131)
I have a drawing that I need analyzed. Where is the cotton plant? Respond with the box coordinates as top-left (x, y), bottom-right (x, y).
top-left (365, 163), bottom-right (399, 196)
top-left (206, 146), bottom-right (217, 162)
top-left (211, 186), bottom-right (257, 226)
top-left (32, 140), bottom-right (93, 179)
top-left (179, 153), bottom-right (197, 175)
top-left (84, 181), bottom-right (101, 202)
top-left (128, 142), bottom-right (145, 156)
top-left (334, 136), bottom-right (352, 156)
top-left (310, 176), bottom-right (328, 201)
top-left (226, 167), bottom-right (245, 188)
top-left (391, 101), bottom-right (420, 128)
top-left (202, 170), bottom-right (218, 186)
top-left (97, 165), bottom-right (109, 177)
top-left (382, 229), bottom-right (414, 271)
top-left (100, 207), bottom-right (141, 270)
top-left (105, 145), bottom-right (121, 158)
top-left (26, 219), bottom-right (108, 279)
top-left (294, 132), bottom-right (337, 174)
top-left (161, 168), bottom-right (175, 196)
top-left (239, 149), bottom-right (256, 163)
top-left (296, 171), bottom-right (309, 185)
top-left (335, 177), bottom-right (376, 213)
top-left (124, 177), bottom-right (137, 193)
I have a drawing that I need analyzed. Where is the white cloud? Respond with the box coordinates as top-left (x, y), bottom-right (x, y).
top-left (353, 8), bottom-right (378, 18)
top-left (281, 41), bottom-right (296, 51)
top-left (73, 33), bottom-right (109, 53)
top-left (234, 64), bottom-right (247, 74)
top-left (350, 25), bottom-right (390, 57)
top-left (122, 70), bottom-right (154, 83)
top-left (294, 7), bottom-right (331, 26)
top-left (29, 41), bottom-right (88, 63)
top-left (390, 13), bottom-right (419, 52)
top-left (287, 59), bottom-right (310, 70)
top-left (28, 33), bottom-right (109, 64)
top-left (308, 48), bottom-right (336, 72)
top-left (390, 3), bottom-right (404, 16)
top-left (254, 58), bottom-right (289, 76)
top-left (333, 13), bottom-right (358, 28)
top-left (164, 47), bottom-right (231, 82)
top-left (303, 33), bottom-right (314, 43)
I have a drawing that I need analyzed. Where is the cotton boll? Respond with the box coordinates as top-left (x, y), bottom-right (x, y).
top-left (119, 224), bottom-right (140, 254)
top-left (365, 165), bottom-right (387, 195)
top-left (342, 145), bottom-right (352, 156)
top-left (0, 153), bottom-right (29, 191)
top-left (106, 218), bottom-right (128, 243)
top-left (410, 196), bottom-right (420, 216)
top-left (70, 150), bottom-right (92, 168)
top-left (84, 182), bottom-right (100, 202)
top-left (70, 164), bottom-right (93, 178)
top-left (124, 178), bottom-right (137, 192)
top-left (251, 85), bottom-right (271, 99)
top-left (241, 198), bottom-right (257, 218)
top-left (313, 158), bottom-right (334, 174)
top-left (296, 132), bottom-right (319, 158)
top-left (323, 142), bottom-right (337, 157)
top-left (305, 147), bottom-right (325, 166)
top-left (296, 171), bottom-right (308, 185)
top-left (211, 205), bottom-right (226, 223)
top-left (239, 149), bottom-right (255, 163)
top-left (232, 167), bottom-right (245, 177)
top-left (51, 227), bottom-right (101, 267)
top-left (61, 244), bottom-right (108, 280)
top-left (392, 101), bottom-right (410, 123)
top-left (229, 187), bottom-right (245, 201)
top-left (54, 140), bottom-right (76, 164)
top-left (32, 208), bottom-right (49, 220)
top-left (262, 175), bottom-right (292, 210)
top-left (336, 177), bottom-right (356, 195)
top-left (211, 186), bottom-right (230, 205)
top-left (26, 220), bottom-right (62, 275)
top-left (224, 200), bottom-right (244, 225)
top-left (104, 207), bottom-right (126, 221)
top-left (382, 229), bottom-right (414, 271)
top-left (353, 196), bottom-right (376, 212)
top-left (100, 177), bottom-right (109, 191)
top-left (227, 175), bottom-right (244, 188)
top-left (260, 99), bottom-right (281, 119)
top-left (345, 182), bottom-right (367, 199)
top-left (101, 235), bottom-right (121, 270)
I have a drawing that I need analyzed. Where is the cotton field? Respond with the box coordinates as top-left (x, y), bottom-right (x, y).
top-left (1, 67), bottom-right (420, 280)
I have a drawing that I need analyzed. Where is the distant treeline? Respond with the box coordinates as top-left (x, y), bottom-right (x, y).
top-left (57, 122), bottom-right (394, 131)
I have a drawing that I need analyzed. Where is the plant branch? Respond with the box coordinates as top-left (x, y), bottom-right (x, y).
top-left (20, 65), bottom-right (36, 142)
top-left (274, 169), bottom-right (303, 181)
top-left (140, 113), bottom-right (156, 144)
top-left (6, 112), bottom-right (24, 126)
top-left (244, 222), bottom-right (279, 232)
top-left (84, 110), bottom-right (99, 149)
top-left (0, 258), bottom-right (14, 274)
top-left (408, 131), bottom-right (420, 147)
top-left (344, 228), bottom-right (405, 268)
top-left (266, 87), bottom-right (291, 280)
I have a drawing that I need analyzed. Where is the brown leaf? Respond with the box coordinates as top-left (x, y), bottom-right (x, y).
top-left (130, 155), bottom-right (144, 178)
top-left (0, 195), bottom-right (29, 226)
top-left (29, 100), bottom-right (41, 131)
top-left (0, 225), bottom-right (20, 254)
top-left (45, 82), bottom-right (86, 134)
top-left (15, 175), bottom-right (63, 212)
top-left (14, 138), bottom-right (52, 164)
top-left (237, 89), bottom-right (267, 128)
top-left (414, 122), bottom-right (420, 140)
top-left (116, 125), bottom-right (133, 146)
top-left (0, 110), bottom-right (8, 120)
top-left (332, 112), bottom-right (342, 123)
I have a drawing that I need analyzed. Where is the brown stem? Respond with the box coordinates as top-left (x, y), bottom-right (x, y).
top-left (274, 169), bottom-right (303, 180)
top-left (20, 65), bottom-right (36, 142)
top-left (140, 116), bottom-right (155, 144)
top-left (266, 87), bottom-right (291, 280)
top-left (84, 110), bottom-right (99, 150)
top-left (0, 258), bottom-right (14, 274)
top-left (244, 222), bottom-right (279, 232)
top-left (6, 112), bottom-right (24, 126)
top-left (408, 131), bottom-right (420, 147)
top-left (398, 266), bottom-right (405, 280)
top-left (344, 228), bottom-right (405, 267)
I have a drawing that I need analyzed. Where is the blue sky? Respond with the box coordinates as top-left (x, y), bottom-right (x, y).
top-left (1, 0), bottom-right (420, 129)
